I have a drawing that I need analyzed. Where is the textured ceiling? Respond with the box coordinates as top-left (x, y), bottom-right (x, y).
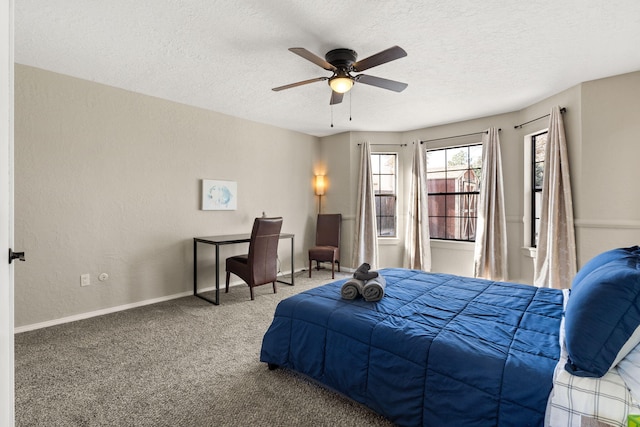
top-left (14, 0), bottom-right (640, 137)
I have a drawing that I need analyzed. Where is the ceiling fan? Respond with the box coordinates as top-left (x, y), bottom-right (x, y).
top-left (272, 46), bottom-right (408, 105)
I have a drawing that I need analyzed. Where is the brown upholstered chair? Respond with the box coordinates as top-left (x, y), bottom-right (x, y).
top-left (225, 217), bottom-right (283, 300)
top-left (308, 213), bottom-right (342, 279)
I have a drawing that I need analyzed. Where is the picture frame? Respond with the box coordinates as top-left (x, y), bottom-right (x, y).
top-left (202, 179), bottom-right (237, 211)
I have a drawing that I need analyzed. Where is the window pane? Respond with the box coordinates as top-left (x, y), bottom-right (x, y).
top-left (534, 191), bottom-right (542, 219)
top-left (428, 195), bottom-right (446, 217)
top-left (459, 217), bottom-right (471, 241)
top-left (372, 175), bottom-right (380, 194)
top-left (446, 173), bottom-right (459, 192)
top-left (378, 195), bottom-right (395, 216)
top-left (379, 216), bottom-right (395, 237)
top-left (470, 169), bottom-right (481, 187)
top-left (447, 147), bottom-right (468, 171)
top-left (379, 198), bottom-right (396, 236)
top-left (427, 150), bottom-right (445, 170)
top-left (445, 194), bottom-right (457, 216)
top-left (427, 177), bottom-right (445, 193)
top-left (468, 193), bottom-right (478, 216)
top-left (429, 217), bottom-right (445, 239)
top-left (469, 145), bottom-right (483, 169)
top-left (534, 162), bottom-right (544, 189)
top-left (460, 193), bottom-right (472, 216)
top-left (378, 175), bottom-right (395, 193)
top-left (446, 217), bottom-right (457, 240)
top-left (371, 155), bottom-right (380, 174)
top-left (535, 134), bottom-right (547, 163)
top-left (462, 170), bottom-right (477, 190)
top-left (461, 194), bottom-right (476, 241)
top-left (379, 154), bottom-right (395, 174)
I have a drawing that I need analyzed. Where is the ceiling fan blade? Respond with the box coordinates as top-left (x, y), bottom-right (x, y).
top-left (352, 46), bottom-right (407, 72)
top-left (356, 74), bottom-right (408, 92)
top-left (330, 91), bottom-right (344, 105)
top-left (272, 77), bottom-right (328, 91)
top-left (289, 47), bottom-right (337, 72)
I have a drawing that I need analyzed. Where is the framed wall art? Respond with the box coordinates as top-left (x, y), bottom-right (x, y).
top-left (202, 179), bottom-right (237, 211)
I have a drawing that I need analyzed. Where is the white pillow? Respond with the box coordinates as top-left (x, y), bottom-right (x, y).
top-left (618, 343), bottom-right (640, 404)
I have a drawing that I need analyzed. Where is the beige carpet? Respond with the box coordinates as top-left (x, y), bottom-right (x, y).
top-left (15, 270), bottom-right (395, 426)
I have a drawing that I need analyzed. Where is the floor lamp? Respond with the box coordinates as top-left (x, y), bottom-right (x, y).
top-left (315, 175), bottom-right (325, 214)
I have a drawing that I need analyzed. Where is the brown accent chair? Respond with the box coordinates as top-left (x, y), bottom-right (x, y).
top-left (308, 213), bottom-right (342, 279)
top-left (226, 217), bottom-right (283, 300)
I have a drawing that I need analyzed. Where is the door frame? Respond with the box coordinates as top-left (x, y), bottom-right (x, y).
top-left (1, 1), bottom-right (15, 425)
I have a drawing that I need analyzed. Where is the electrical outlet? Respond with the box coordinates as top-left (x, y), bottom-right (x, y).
top-left (98, 273), bottom-right (109, 282)
top-left (80, 274), bottom-right (90, 287)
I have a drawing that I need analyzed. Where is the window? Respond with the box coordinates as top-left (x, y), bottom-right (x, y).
top-left (426, 144), bottom-right (482, 241)
top-left (531, 131), bottom-right (547, 247)
top-left (371, 153), bottom-right (397, 237)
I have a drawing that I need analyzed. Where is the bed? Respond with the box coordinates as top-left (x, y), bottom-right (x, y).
top-left (260, 247), bottom-right (640, 426)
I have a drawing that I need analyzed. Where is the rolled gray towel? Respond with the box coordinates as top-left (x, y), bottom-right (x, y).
top-left (341, 278), bottom-right (365, 300)
top-left (362, 275), bottom-right (387, 302)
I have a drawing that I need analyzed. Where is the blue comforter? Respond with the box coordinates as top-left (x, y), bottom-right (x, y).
top-left (260, 268), bottom-right (564, 426)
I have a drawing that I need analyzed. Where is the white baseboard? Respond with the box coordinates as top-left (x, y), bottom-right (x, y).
top-left (15, 268), bottom-right (306, 334)
top-left (14, 290), bottom-right (194, 334)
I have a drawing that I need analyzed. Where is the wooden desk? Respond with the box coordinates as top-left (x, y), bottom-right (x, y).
top-left (193, 233), bottom-right (295, 305)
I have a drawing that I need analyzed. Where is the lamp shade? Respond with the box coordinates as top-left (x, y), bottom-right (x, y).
top-left (329, 76), bottom-right (353, 94)
top-left (315, 175), bottom-right (326, 196)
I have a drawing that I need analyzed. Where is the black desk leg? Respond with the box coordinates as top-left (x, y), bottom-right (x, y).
top-left (193, 240), bottom-right (220, 306)
top-left (215, 245), bottom-right (220, 305)
top-left (193, 240), bottom-right (197, 294)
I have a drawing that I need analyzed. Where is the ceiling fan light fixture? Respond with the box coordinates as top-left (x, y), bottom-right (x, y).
top-left (275, 45), bottom-right (407, 104)
top-left (329, 76), bottom-right (354, 94)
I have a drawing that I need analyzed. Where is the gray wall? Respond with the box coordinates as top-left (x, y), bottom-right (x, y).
top-left (15, 65), bottom-right (319, 328)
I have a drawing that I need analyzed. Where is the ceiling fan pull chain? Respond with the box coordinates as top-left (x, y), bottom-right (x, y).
top-left (349, 91), bottom-right (352, 121)
top-left (330, 105), bottom-right (334, 127)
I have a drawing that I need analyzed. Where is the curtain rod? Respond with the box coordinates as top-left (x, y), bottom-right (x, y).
top-left (357, 143), bottom-right (408, 146)
top-left (420, 128), bottom-right (501, 144)
top-left (514, 107), bottom-right (566, 129)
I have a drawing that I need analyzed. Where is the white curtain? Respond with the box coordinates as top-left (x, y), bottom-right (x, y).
top-left (534, 106), bottom-right (577, 289)
top-left (473, 127), bottom-right (508, 281)
top-left (405, 142), bottom-right (431, 271)
top-left (352, 141), bottom-right (379, 269)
